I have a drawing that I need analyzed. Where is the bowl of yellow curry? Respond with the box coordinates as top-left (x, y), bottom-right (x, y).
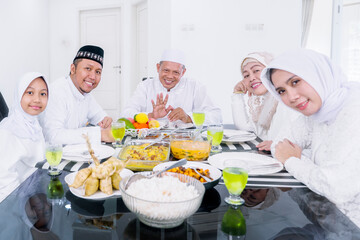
top-left (118, 140), bottom-right (170, 171)
top-left (170, 133), bottom-right (211, 161)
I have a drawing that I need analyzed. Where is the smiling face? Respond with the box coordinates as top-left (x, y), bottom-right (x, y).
top-left (70, 58), bottom-right (102, 94)
top-left (271, 69), bottom-right (322, 116)
top-left (21, 77), bottom-right (48, 116)
top-left (242, 61), bottom-right (268, 96)
top-left (156, 61), bottom-right (186, 91)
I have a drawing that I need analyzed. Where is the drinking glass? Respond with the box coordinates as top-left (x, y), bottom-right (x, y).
top-left (111, 121), bottom-right (126, 147)
top-left (207, 124), bottom-right (224, 153)
top-left (45, 143), bottom-right (63, 176)
top-left (192, 112), bottom-right (205, 129)
top-left (221, 206), bottom-right (246, 237)
top-left (223, 161), bottom-right (248, 205)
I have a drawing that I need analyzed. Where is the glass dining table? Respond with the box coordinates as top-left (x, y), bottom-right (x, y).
top-left (2, 129), bottom-right (359, 239)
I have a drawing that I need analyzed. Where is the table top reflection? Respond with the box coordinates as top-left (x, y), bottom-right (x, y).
top-left (0, 169), bottom-right (359, 240)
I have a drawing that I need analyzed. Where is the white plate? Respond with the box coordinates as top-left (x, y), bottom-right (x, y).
top-left (208, 152), bottom-right (283, 176)
top-left (65, 168), bottom-right (134, 200)
top-left (201, 129), bottom-right (256, 143)
top-left (62, 144), bottom-right (115, 162)
top-left (153, 161), bottom-right (222, 189)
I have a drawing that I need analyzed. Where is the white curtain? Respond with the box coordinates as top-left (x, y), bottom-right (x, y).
top-left (302, 0), bottom-right (315, 47)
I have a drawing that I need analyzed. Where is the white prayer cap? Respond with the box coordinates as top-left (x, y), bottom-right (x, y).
top-left (160, 49), bottom-right (186, 66)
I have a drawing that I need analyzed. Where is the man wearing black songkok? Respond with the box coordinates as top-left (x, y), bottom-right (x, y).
top-left (40, 45), bottom-right (114, 145)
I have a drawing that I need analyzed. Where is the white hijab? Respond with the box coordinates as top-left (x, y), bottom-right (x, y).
top-left (241, 52), bottom-right (278, 131)
top-left (0, 72), bottom-right (48, 141)
top-left (261, 48), bottom-right (355, 124)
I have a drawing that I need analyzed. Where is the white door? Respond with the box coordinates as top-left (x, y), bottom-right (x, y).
top-left (80, 8), bottom-right (121, 120)
top-left (135, 2), bottom-right (148, 89)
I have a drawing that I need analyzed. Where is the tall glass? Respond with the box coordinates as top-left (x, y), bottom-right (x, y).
top-left (192, 112), bottom-right (205, 129)
top-left (221, 206), bottom-right (246, 237)
top-left (45, 143), bottom-right (63, 176)
top-left (223, 164), bottom-right (248, 206)
top-left (112, 121), bottom-right (126, 147)
top-left (207, 124), bottom-right (224, 153)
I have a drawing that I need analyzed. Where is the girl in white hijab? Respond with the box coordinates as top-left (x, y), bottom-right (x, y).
top-left (232, 52), bottom-right (299, 150)
top-left (261, 48), bottom-right (360, 227)
top-left (0, 72), bottom-right (49, 203)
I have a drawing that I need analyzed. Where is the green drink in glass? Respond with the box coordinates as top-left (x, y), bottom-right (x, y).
top-left (112, 121), bottom-right (126, 147)
top-left (207, 124), bottom-right (223, 153)
top-left (223, 167), bottom-right (248, 205)
top-left (45, 143), bottom-right (63, 176)
top-left (193, 112), bottom-right (205, 129)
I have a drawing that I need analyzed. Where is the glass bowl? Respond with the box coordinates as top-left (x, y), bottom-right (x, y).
top-left (118, 140), bottom-right (170, 171)
top-left (170, 133), bottom-right (211, 161)
top-left (120, 172), bottom-right (205, 228)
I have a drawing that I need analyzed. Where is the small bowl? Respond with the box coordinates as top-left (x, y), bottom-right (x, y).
top-left (170, 133), bottom-right (211, 161)
top-left (120, 172), bottom-right (205, 228)
top-left (118, 140), bottom-right (170, 171)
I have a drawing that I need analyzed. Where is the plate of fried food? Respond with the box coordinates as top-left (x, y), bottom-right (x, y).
top-left (65, 157), bottom-right (134, 200)
top-left (153, 161), bottom-right (221, 189)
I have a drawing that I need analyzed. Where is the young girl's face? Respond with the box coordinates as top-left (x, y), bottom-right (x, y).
top-left (271, 69), bottom-right (322, 116)
top-left (21, 77), bottom-right (48, 115)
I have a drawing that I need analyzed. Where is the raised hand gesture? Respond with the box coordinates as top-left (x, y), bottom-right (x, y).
top-left (148, 93), bottom-right (173, 119)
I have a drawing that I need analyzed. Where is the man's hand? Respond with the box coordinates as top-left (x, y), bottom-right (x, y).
top-left (101, 127), bottom-right (115, 143)
top-left (148, 93), bottom-right (173, 119)
top-left (274, 139), bottom-right (302, 164)
top-left (167, 107), bottom-right (192, 123)
top-left (98, 116), bottom-right (112, 129)
top-left (256, 140), bottom-right (272, 151)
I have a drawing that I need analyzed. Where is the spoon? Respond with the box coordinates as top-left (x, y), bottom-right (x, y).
top-left (144, 129), bottom-right (178, 150)
top-left (124, 158), bottom-right (187, 190)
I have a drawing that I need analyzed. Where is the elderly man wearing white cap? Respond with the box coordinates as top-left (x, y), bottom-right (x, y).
top-left (121, 49), bottom-right (222, 124)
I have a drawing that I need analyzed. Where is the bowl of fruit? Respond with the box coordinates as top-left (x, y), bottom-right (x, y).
top-left (118, 113), bottom-right (161, 138)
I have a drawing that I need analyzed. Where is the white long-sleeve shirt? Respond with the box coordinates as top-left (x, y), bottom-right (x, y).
top-left (231, 93), bottom-right (300, 140)
top-left (40, 76), bottom-right (106, 145)
top-left (0, 129), bottom-right (44, 203)
top-left (121, 77), bottom-right (222, 125)
top-left (271, 93), bottom-right (360, 227)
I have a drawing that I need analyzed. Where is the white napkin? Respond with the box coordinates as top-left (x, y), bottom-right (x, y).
top-left (222, 129), bottom-right (256, 141)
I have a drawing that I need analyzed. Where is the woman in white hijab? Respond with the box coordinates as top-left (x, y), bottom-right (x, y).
top-left (261, 48), bottom-right (360, 227)
top-left (0, 72), bottom-right (49, 203)
top-left (232, 52), bottom-right (299, 150)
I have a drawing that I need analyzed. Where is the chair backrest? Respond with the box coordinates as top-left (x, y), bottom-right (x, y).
top-left (142, 77), bottom-right (153, 81)
top-left (0, 92), bottom-right (9, 122)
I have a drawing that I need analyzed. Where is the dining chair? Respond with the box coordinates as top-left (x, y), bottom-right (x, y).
top-left (0, 92), bottom-right (9, 121)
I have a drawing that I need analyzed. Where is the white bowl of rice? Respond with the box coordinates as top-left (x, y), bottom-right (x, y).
top-left (120, 172), bottom-right (205, 228)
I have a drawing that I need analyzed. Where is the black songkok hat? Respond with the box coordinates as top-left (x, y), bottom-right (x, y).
top-left (73, 45), bottom-right (104, 67)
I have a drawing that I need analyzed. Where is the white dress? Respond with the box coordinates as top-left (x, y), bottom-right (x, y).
top-left (0, 130), bottom-right (44, 203)
top-left (121, 76), bottom-right (222, 125)
top-left (231, 92), bottom-right (300, 140)
top-left (272, 93), bottom-right (360, 227)
top-left (41, 76), bottom-right (106, 145)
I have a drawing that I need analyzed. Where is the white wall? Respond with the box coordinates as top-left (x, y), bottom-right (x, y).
top-left (0, 0), bottom-right (49, 107)
top-left (147, 0), bottom-right (302, 123)
top-left (1, 0), bottom-right (302, 124)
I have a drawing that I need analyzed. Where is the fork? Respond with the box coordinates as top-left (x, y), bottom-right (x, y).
top-left (247, 163), bottom-right (282, 171)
